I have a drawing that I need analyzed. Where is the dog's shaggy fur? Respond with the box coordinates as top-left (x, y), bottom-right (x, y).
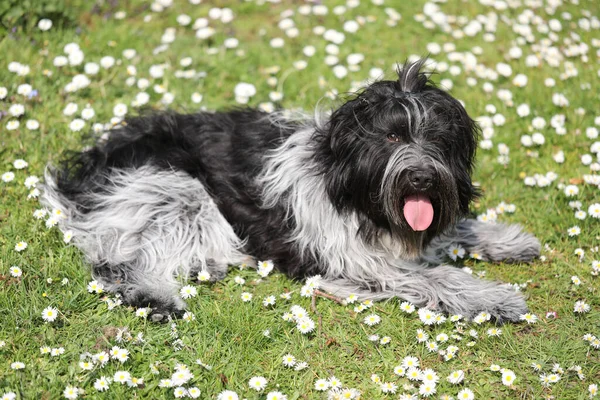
top-left (42, 60), bottom-right (540, 322)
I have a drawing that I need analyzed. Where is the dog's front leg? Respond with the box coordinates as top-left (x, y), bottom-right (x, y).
top-left (424, 219), bottom-right (541, 264)
top-left (319, 264), bottom-right (528, 323)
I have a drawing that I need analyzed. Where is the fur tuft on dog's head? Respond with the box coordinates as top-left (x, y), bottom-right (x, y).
top-left (315, 59), bottom-right (480, 257)
top-left (395, 58), bottom-right (431, 93)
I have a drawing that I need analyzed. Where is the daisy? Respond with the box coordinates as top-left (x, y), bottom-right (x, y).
top-left (519, 313), bottom-right (538, 324)
top-left (263, 295), bottom-right (276, 307)
top-left (457, 388), bottom-right (475, 400)
top-left (402, 356), bottom-right (419, 369)
top-left (11, 362), bottom-right (25, 369)
top-left (436, 333), bottom-right (449, 342)
top-left (173, 387), bottom-right (187, 398)
top-left (69, 119), bottom-right (85, 132)
top-left (296, 318), bottom-right (315, 334)
top-left (197, 270), bottom-right (211, 282)
top-left (135, 308), bottom-right (149, 318)
top-left (447, 370), bottom-right (465, 384)
top-left (33, 209), bottom-right (48, 219)
top-left (93, 351), bottom-right (109, 365)
top-left (241, 292), bottom-right (253, 302)
top-left (266, 392), bottom-right (287, 400)
top-left (502, 370), bottom-right (516, 386)
top-left (425, 341), bottom-right (438, 352)
top-left (328, 376), bottom-right (342, 389)
top-left (531, 362), bottom-right (542, 371)
top-left (180, 285), bottom-right (197, 299)
top-left (6, 120), bottom-right (20, 130)
top-left (63, 386), bottom-right (79, 399)
top-left (115, 348), bottom-right (129, 363)
top-left (473, 312), bottom-right (491, 324)
top-left (14, 241), bottom-right (28, 252)
top-left (418, 308), bottom-right (437, 325)
top-left (314, 379), bottom-right (330, 391)
top-left (249, 376), bottom-right (267, 391)
top-left (380, 336), bottom-right (391, 345)
top-left (574, 300), bottom-right (591, 313)
top-left (79, 361), bottom-right (94, 370)
top-left (418, 382), bottom-right (436, 397)
top-left (9, 266), bottom-right (22, 277)
top-left (282, 354), bottom-right (296, 367)
top-left (41, 307), bottom-right (58, 322)
top-left (188, 387), bottom-right (201, 398)
top-left (407, 367), bottom-right (422, 381)
top-left (381, 382), bottom-right (397, 393)
top-left (87, 280), bottom-right (104, 293)
top-left (416, 329), bottom-right (429, 342)
top-left (217, 390), bottom-right (239, 400)
top-left (51, 348), bottom-right (65, 356)
top-left (13, 159), bottom-right (28, 169)
top-left (421, 369), bottom-right (439, 384)
top-left (94, 376), bottom-right (110, 391)
top-left (159, 379), bottom-right (173, 388)
top-left (294, 361), bottom-right (308, 371)
top-left (113, 370), bottom-right (131, 384)
top-left (589, 203), bottom-right (600, 218)
top-left (257, 260), bottom-right (274, 277)
top-left (182, 311), bottom-right (195, 322)
top-left (447, 244), bottom-right (465, 260)
top-left (568, 226), bottom-right (581, 236)
top-left (450, 314), bottom-right (463, 322)
top-left (400, 301), bottom-right (415, 313)
top-left (487, 328), bottom-right (502, 337)
top-left (571, 276), bottom-right (581, 285)
top-left (128, 377), bottom-right (143, 388)
top-left (363, 314), bottom-right (381, 326)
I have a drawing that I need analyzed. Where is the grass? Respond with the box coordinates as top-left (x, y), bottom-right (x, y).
top-left (1, 0), bottom-right (599, 399)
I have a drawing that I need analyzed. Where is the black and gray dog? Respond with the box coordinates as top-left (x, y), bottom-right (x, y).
top-left (42, 60), bottom-right (540, 322)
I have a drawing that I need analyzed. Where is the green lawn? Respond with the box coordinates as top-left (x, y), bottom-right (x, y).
top-left (1, 0), bottom-right (599, 399)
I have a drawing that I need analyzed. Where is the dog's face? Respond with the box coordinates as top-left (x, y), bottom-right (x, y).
top-left (317, 60), bottom-right (479, 257)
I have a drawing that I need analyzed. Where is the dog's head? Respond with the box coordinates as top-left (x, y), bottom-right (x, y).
top-left (316, 59), bottom-right (480, 257)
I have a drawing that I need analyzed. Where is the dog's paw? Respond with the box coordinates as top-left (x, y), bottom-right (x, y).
top-left (435, 278), bottom-right (529, 324)
top-left (500, 231), bottom-right (541, 263)
top-left (122, 287), bottom-right (186, 323)
top-left (149, 305), bottom-right (185, 323)
top-left (203, 267), bottom-right (227, 282)
top-left (486, 292), bottom-right (529, 324)
top-left (464, 287), bottom-right (529, 325)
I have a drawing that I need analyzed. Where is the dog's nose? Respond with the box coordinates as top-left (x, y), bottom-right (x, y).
top-left (408, 168), bottom-right (436, 191)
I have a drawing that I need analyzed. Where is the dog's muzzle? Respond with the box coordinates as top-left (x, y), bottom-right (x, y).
top-left (403, 166), bottom-right (437, 232)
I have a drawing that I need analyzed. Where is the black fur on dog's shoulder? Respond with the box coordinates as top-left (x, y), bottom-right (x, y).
top-left (53, 109), bottom-right (323, 279)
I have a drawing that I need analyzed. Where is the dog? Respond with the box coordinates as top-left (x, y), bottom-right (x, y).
top-left (42, 59), bottom-right (540, 323)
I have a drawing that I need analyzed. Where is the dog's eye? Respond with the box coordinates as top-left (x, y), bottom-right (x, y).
top-left (387, 133), bottom-right (401, 143)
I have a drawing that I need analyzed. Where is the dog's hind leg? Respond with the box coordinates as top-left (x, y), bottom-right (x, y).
top-left (423, 219), bottom-right (541, 264)
top-left (43, 166), bottom-right (248, 321)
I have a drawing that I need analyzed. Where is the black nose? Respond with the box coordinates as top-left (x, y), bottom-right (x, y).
top-left (408, 168), bottom-right (436, 191)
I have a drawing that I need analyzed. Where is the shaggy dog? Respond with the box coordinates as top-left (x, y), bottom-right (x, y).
top-left (42, 60), bottom-right (540, 322)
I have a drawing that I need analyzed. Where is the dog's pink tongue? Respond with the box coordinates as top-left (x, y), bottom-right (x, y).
top-left (403, 194), bottom-right (434, 231)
